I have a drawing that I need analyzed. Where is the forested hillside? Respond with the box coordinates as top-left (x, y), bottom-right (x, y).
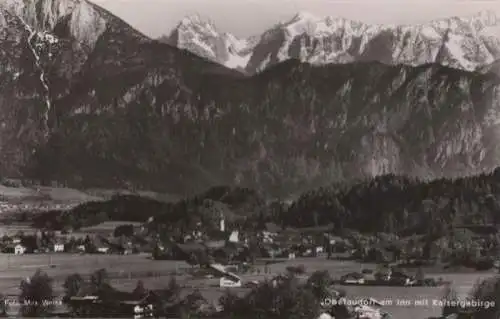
top-left (28, 168), bottom-right (500, 237)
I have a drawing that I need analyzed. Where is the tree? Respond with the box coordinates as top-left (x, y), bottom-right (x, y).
top-left (154, 277), bottom-right (182, 317)
top-left (186, 252), bottom-right (199, 268)
top-left (114, 224), bottom-right (134, 237)
top-left (306, 270), bottom-right (333, 300)
top-left (441, 284), bottom-right (459, 317)
top-left (152, 242), bottom-right (164, 260)
top-left (0, 294), bottom-right (8, 317)
top-left (218, 273), bottom-right (321, 319)
top-left (133, 280), bottom-right (147, 297)
top-left (19, 269), bottom-right (54, 317)
top-left (467, 277), bottom-right (500, 319)
top-left (415, 267), bottom-right (425, 282)
top-left (63, 273), bottom-right (84, 301)
top-left (165, 276), bottom-right (181, 303)
top-left (63, 273), bottom-right (84, 315)
top-left (180, 290), bottom-right (206, 317)
top-left (84, 235), bottom-right (96, 253)
top-left (90, 268), bottom-right (110, 294)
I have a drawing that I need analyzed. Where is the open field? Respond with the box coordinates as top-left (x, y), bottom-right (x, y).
top-left (0, 185), bottom-right (100, 203)
top-left (0, 254), bottom-right (495, 319)
top-left (0, 184), bottom-right (181, 204)
top-left (78, 221), bottom-right (143, 233)
top-left (0, 224), bottom-right (39, 236)
top-left (0, 184), bottom-right (181, 216)
top-left (0, 221), bottom-right (143, 237)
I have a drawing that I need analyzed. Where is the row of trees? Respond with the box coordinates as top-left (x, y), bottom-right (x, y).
top-left (7, 266), bottom-right (500, 318)
top-left (11, 268), bottom-right (337, 318)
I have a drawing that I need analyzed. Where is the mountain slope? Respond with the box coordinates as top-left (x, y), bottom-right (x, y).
top-left (30, 60), bottom-right (500, 197)
top-left (159, 14), bottom-right (259, 72)
top-left (0, 0), bottom-right (236, 180)
top-left (3, 0), bottom-right (500, 198)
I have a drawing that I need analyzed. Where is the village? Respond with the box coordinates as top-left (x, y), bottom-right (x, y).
top-left (0, 209), bottom-right (492, 318)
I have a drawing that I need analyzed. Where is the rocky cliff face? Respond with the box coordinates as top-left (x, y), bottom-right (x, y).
top-left (0, 0), bottom-right (228, 179)
top-left (2, 0), bottom-right (500, 197)
top-left (28, 59), bottom-right (500, 197)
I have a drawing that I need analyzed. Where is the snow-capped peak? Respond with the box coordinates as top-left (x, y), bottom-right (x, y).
top-left (242, 10), bottom-right (500, 74)
top-left (288, 11), bottom-right (322, 24)
top-left (164, 13), bottom-right (258, 71)
top-left (177, 13), bottom-right (218, 36)
top-left (467, 9), bottom-right (499, 26)
top-left (165, 10), bottom-right (500, 74)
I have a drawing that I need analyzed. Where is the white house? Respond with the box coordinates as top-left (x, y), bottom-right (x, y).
top-left (53, 243), bottom-right (65, 252)
top-left (97, 247), bottom-right (109, 254)
top-left (15, 244), bottom-right (26, 255)
top-left (210, 263), bottom-right (242, 288)
top-left (219, 275), bottom-right (242, 288)
top-left (228, 231), bottom-right (239, 243)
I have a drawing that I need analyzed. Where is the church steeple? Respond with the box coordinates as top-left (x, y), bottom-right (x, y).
top-left (219, 212), bottom-right (225, 232)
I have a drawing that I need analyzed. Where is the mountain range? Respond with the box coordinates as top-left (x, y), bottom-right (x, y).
top-left (1, 0), bottom-right (500, 197)
top-left (161, 10), bottom-right (500, 74)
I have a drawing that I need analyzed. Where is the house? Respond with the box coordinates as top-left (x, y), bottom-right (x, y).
top-left (209, 264), bottom-right (242, 288)
top-left (53, 241), bottom-right (65, 253)
top-left (94, 236), bottom-right (110, 254)
top-left (228, 231), bottom-right (239, 243)
top-left (353, 298), bottom-right (388, 319)
top-left (76, 245), bottom-right (86, 252)
top-left (15, 244), bottom-right (26, 255)
top-left (97, 247), bottom-right (109, 254)
top-left (219, 275), bottom-right (242, 287)
top-left (340, 272), bottom-right (365, 285)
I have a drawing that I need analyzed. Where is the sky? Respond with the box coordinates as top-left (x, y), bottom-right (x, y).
top-left (90, 0), bottom-right (500, 38)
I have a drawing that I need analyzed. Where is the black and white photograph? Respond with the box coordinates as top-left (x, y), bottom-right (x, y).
top-left (0, 0), bottom-right (500, 317)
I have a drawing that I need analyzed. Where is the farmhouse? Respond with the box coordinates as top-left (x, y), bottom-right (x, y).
top-left (53, 241), bottom-right (65, 252)
top-left (97, 246), bottom-right (109, 254)
top-left (209, 263), bottom-right (242, 288)
top-left (15, 244), bottom-right (26, 255)
top-left (94, 237), bottom-right (110, 254)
